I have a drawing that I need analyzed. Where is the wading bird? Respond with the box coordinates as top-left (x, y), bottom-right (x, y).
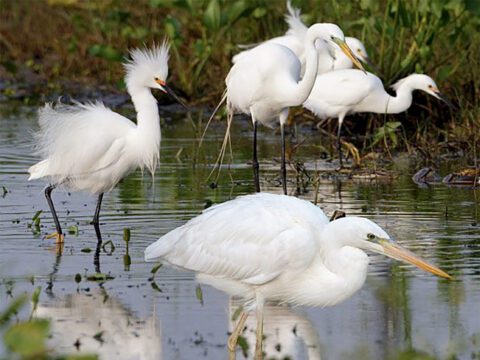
top-left (234, 1), bottom-right (372, 74)
top-left (304, 71), bottom-right (453, 167)
top-left (144, 193), bottom-right (451, 360)
top-left (28, 42), bottom-right (187, 243)
top-left (224, 23), bottom-right (363, 195)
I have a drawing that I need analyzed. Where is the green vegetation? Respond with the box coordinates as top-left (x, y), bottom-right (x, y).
top-left (0, 0), bottom-right (479, 162)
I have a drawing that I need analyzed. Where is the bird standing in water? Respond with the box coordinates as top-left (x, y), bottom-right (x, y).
top-left (28, 42), bottom-right (187, 243)
top-left (304, 71), bottom-right (453, 167)
top-left (224, 23), bottom-right (364, 194)
top-left (144, 193), bottom-right (451, 360)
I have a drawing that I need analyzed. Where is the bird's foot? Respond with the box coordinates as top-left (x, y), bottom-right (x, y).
top-left (227, 335), bottom-right (238, 353)
top-left (45, 232), bottom-right (65, 244)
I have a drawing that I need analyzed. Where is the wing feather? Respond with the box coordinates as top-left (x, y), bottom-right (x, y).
top-left (145, 194), bottom-right (327, 286)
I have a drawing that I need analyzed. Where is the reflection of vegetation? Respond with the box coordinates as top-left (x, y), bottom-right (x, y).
top-left (0, 286), bottom-right (98, 359)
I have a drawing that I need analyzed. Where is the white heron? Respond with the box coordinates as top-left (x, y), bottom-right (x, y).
top-left (303, 70), bottom-right (454, 167)
top-left (222, 23), bottom-right (363, 195)
top-left (234, 1), bottom-right (373, 74)
top-left (28, 42), bottom-right (187, 243)
top-left (144, 192), bottom-right (451, 360)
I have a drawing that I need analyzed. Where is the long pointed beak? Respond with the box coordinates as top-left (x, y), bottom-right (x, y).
top-left (434, 91), bottom-right (456, 110)
top-left (332, 37), bottom-right (366, 74)
top-left (155, 79), bottom-right (189, 110)
top-left (378, 239), bottom-right (453, 279)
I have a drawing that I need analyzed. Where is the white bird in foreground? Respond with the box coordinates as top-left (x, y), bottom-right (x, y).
top-left (144, 193), bottom-right (451, 360)
top-left (223, 23), bottom-right (363, 195)
top-left (28, 42), bottom-right (187, 243)
top-left (304, 70), bottom-right (453, 167)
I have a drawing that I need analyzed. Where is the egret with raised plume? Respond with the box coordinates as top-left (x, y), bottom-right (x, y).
top-left (28, 42), bottom-right (187, 243)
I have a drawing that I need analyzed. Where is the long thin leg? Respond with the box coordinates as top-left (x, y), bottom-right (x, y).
top-left (254, 299), bottom-right (264, 360)
top-left (44, 185), bottom-right (64, 243)
top-left (337, 116), bottom-right (345, 169)
top-left (91, 193), bottom-right (104, 225)
top-left (252, 121), bottom-right (260, 192)
top-left (280, 122), bottom-right (287, 195)
top-left (93, 222), bottom-right (102, 273)
top-left (337, 120), bottom-right (343, 168)
top-left (228, 311), bottom-right (249, 359)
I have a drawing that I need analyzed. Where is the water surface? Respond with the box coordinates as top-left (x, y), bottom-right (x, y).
top-left (0, 104), bottom-right (479, 359)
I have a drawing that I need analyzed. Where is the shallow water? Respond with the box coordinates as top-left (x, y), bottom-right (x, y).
top-left (1, 103), bottom-right (479, 360)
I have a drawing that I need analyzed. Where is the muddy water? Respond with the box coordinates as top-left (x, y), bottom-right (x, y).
top-left (1, 104), bottom-right (479, 360)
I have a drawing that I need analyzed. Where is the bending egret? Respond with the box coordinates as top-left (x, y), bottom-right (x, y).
top-left (28, 42), bottom-right (187, 243)
top-left (144, 193), bottom-right (451, 360)
top-left (303, 70), bottom-right (453, 167)
top-left (225, 23), bottom-right (363, 194)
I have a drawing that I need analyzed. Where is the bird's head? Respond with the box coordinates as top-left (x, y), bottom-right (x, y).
top-left (308, 23), bottom-right (365, 73)
top-left (123, 42), bottom-right (188, 108)
top-left (345, 37), bottom-right (369, 63)
top-left (327, 217), bottom-right (452, 279)
top-left (392, 74), bottom-right (454, 109)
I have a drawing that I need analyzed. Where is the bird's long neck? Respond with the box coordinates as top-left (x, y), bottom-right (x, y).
top-left (130, 87), bottom-right (161, 174)
top-left (381, 83), bottom-right (414, 114)
top-left (287, 38), bottom-right (319, 106)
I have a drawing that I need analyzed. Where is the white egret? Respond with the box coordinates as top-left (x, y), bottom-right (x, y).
top-left (223, 23), bottom-right (363, 195)
top-left (303, 70), bottom-right (453, 167)
top-left (144, 193), bottom-right (451, 360)
top-left (234, 1), bottom-right (372, 74)
top-left (28, 42), bottom-right (187, 243)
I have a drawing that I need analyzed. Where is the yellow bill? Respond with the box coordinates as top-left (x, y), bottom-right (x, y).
top-left (379, 239), bottom-right (452, 279)
top-left (331, 37), bottom-right (366, 73)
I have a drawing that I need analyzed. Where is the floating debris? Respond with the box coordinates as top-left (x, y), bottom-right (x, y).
top-left (123, 228), bottom-right (130, 243)
top-left (67, 225), bottom-right (79, 236)
top-left (443, 168), bottom-right (480, 186)
top-left (195, 285), bottom-right (204, 306)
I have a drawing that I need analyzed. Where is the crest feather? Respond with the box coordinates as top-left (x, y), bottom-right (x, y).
top-left (123, 40), bottom-right (170, 90)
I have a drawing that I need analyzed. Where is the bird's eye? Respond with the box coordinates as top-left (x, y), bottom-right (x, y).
top-left (428, 84), bottom-right (432, 89)
top-left (367, 233), bottom-right (376, 240)
top-left (357, 49), bottom-right (361, 53)
top-left (154, 77), bottom-right (159, 81)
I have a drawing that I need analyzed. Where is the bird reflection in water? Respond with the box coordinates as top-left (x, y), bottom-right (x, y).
top-left (227, 300), bottom-right (322, 360)
top-left (35, 290), bottom-right (161, 359)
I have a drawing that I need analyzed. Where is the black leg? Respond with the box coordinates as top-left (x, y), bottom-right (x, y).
top-left (45, 185), bottom-right (63, 236)
top-left (93, 222), bottom-right (102, 273)
top-left (337, 121), bottom-right (343, 168)
top-left (252, 121), bottom-right (260, 192)
top-left (91, 193), bottom-right (104, 225)
top-left (281, 123), bottom-right (287, 195)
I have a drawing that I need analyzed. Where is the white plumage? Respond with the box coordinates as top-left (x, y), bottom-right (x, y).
top-left (234, 1), bottom-right (370, 74)
top-left (144, 192), bottom-right (450, 359)
top-left (303, 70), bottom-right (452, 166)
top-left (225, 22), bottom-right (363, 194)
top-left (28, 42), bottom-right (186, 242)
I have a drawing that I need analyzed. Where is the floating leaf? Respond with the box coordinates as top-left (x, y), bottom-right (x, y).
top-left (195, 284), bottom-right (204, 306)
top-left (102, 240), bottom-right (115, 255)
top-left (86, 273), bottom-right (114, 282)
top-left (81, 248), bottom-right (92, 253)
top-left (74, 273), bottom-right (82, 283)
top-left (150, 263), bottom-right (162, 275)
top-left (32, 210), bottom-right (42, 222)
top-left (68, 225), bottom-right (79, 235)
top-left (123, 228), bottom-right (131, 243)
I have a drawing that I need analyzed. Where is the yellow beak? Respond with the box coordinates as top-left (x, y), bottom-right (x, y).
top-left (379, 239), bottom-right (452, 279)
top-left (331, 37), bottom-right (366, 73)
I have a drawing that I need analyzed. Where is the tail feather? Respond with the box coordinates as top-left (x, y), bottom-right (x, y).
top-left (285, 0), bottom-right (308, 39)
top-left (28, 159), bottom-right (49, 180)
